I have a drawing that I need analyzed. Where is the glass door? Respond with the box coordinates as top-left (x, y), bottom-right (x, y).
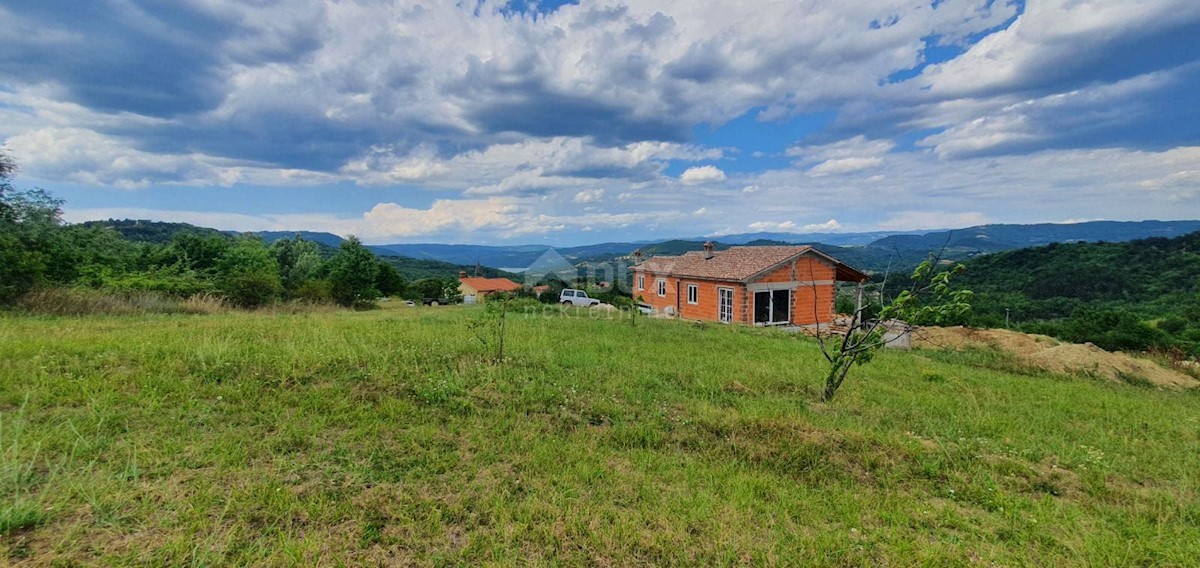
top-left (754, 289), bottom-right (790, 325)
top-left (718, 288), bottom-right (734, 323)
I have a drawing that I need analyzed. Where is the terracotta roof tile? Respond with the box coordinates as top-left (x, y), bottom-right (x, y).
top-left (460, 277), bottom-right (522, 293)
top-left (633, 245), bottom-right (867, 282)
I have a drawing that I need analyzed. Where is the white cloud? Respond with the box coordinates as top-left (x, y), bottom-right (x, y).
top-left (744, 219), bottom-right (841, 233)
top-left (3, 126), bottom-right (336, 189)
top-left (680, 165), bottom-right (726, 184)
top-left (789, 136), bottom-right (895, 176)
top-left (573, 188), bottom-right (605, 203)
top-left (747, 220), bottom-right (796, 232)
top-left (918, 0), bottom-right (1200, 98)
top-left (802, 219), bottom-right (842, 232)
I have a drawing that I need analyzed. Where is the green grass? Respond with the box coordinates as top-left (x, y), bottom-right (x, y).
top-left (1, 305), bottom-right (1198, 565)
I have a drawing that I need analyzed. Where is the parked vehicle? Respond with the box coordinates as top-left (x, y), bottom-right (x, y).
top-left (559, 288), bottom-right (600, 306)
top-left (422, 297), bottom-right (450, 306)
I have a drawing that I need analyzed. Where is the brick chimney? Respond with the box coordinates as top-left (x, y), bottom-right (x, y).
top-left (458, 270), bottom-right (467, 278)
top-left (703, 241), bottom-right (715, 259)
top-left (633, 249), bottom-right (643, 264)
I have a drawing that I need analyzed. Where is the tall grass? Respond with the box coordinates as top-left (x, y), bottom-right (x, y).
top-left (16, 288), bottom-right (231, 316)
top-left (12, 288), bottom-right (350, 316)
top-left (0, 305), bottom-right (1197, 564)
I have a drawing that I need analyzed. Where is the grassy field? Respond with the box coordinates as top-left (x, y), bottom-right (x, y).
top-left (1, 304), bottom-right (1198, 565)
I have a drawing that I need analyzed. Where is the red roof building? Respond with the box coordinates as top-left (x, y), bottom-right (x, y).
top-left (458, 271), bottom-right (521, 302)
top-left (632, 243), bottom-right (867, 326)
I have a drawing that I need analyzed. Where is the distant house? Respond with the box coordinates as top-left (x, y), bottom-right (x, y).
top-left (458, 271), bottom-right (521, 303)
top-left (631, 243), bottom-right (868, 326)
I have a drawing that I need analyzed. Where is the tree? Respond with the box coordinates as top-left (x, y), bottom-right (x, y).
top-left (328, 236), bottom-right (380, 307)
top-left (215, 237), bottom-right (283, 308)
top-left (375, 260), bottom-right (407, 297)
top-left (410, 277), bottom-right (448, 300)
top-left (271, 236), bottom-right (323, 295)
top-left (814, 255), bottom-right (972, 401)
top-left (0, 152), bottom-right (68, 304)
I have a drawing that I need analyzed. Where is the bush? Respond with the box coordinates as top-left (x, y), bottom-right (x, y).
top-left (293, 279), bottom-right (334, 304)
top-left (220, 271), bottom-right (283, 309)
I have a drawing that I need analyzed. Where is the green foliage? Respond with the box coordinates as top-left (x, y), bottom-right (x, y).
top-left (374, 260), bottom-right (406, 297)
top-left (959, 232), bottom-right (1200, 354)
top-left (293, 279), bottom-right (334, 303)
top-left (168, 232), bottom-right (231, 275)
top-left (410, 277), bottom-right (451, 300)
top-left (881, 262), bottom-right (973, 326)
top-left (327, 236), bottom-right (380, 307)
top-left (0, 181), bottom-right (65, 303)
top-left (1026, 309), bottom-right (1168, 353)
top-left (215, 237), bottom-right (283, 308)
top-left (270, 236), bottom-right (324, 296)
top-left (821, 257), bottom-right (972, 401)
top-left (78, 219), bottom-right (229, 244)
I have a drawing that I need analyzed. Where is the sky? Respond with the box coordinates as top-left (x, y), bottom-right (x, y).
top-left (1, 0), bottom-right (1199, 246)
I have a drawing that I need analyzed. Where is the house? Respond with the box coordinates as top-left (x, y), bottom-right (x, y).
top-left (458, 271), bottom-right (521, 304)
top-left (631, 243), bottom-right (868, 326)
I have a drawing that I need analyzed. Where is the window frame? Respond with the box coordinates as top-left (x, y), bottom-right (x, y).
top-left (656, 278), bottom-right (667, 297)
top-left (686, 283), bottom-right (698, 305)
top-left (637, 274), bottom-right (645, 291)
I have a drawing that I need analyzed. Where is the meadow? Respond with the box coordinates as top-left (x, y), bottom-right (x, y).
top-left (1, 304), bottom-right (1198, 565)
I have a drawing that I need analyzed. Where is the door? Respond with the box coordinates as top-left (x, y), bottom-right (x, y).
top-left (718, 288), bottom-right (734, 323)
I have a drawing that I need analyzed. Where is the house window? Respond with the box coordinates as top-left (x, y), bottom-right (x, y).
top-left (753, 289), bottom-right (791, 325)
top-left (637, 275), bottom-right (645, 291)
top-left (657, 279), bottom-right (667, 297)
top-left (686, 284), bottom-right (698, 304)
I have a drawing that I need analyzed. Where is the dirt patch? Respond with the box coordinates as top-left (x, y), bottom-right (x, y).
top-left (912, 326), bottom-right (1199, 389)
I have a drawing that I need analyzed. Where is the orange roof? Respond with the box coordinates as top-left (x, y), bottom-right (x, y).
top-left (460, 277), bottom-right (522, 293)
top-left (634, 246), bottom-right (868, 283)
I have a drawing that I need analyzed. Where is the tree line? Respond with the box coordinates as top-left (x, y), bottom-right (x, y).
top-left (0, 151), bottom-right (457, 310)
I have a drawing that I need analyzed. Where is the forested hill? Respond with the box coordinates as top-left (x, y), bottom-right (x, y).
top-left (869, 220), bottom-right (1200, 254)
top-left (80, 219), bottom-right (227, 243)
top-left (959, 231), bottom-right (1200, 354)
top-left (75, 219), bottom-right (513, 282)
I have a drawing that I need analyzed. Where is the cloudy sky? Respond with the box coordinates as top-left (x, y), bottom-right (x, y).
top-left (2, 0), bottom-right (1198, 245)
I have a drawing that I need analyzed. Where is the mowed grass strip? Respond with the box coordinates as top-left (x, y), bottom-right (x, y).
top-left (1, 305), bottom-right (1198, 565)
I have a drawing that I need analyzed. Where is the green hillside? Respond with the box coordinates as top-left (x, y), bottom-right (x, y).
top-left (79, 219), bottom-right (229, 244)
top-left (2, 306), bottom-right (1197, 564)
top-left (960, 231), bottom-right (1200, 353)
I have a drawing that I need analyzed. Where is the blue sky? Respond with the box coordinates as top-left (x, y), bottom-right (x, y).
top-left (1, 0), bottom-right (1198, 245)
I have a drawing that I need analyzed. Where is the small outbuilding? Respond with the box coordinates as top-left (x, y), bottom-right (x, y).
top-left (631, 243), bottom-right (868, 326)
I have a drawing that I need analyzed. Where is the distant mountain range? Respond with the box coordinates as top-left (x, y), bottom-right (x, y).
top-left (375, 220), bottom-right (1200, 273)
top-left (81, 218), bottom-right (1200, 276)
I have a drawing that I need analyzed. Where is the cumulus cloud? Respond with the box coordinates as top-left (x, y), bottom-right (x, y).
top-left (4, 0), bottom-right (1200, 243)
top-left (573, 188), bottom-right (605, 203)
top-left (802, 219), bottom-right (842, 232)
top-left (680, 165), bottom-right (726, 184)
top-left (789, 136), bottom-right (895, 176)
top-left (747, 220), bottom-right (797, 231)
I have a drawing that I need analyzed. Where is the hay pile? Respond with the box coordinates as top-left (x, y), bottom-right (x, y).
top-left (911, 326), bottom-right (1198, 389)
